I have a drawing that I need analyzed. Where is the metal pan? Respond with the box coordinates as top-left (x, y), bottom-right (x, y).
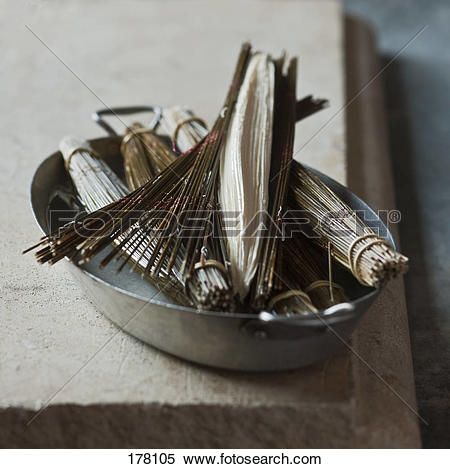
top-left (30, 136), bottom-right (391, 371)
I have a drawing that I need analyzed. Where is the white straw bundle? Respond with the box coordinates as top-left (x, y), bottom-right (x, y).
top-left (60, 137), bottom-right (129, 211)
top-left (289, 162), bottom-right (409, 288)
top-left (59, 137), bottom-right (189, 305)
top-left (219, 53), bottom-right (275, 301)
top-left (160, 106), bottom-right (208, 153)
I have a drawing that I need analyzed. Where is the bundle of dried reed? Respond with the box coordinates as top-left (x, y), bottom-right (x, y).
top-left (288, 161), bottom-right (408, 288)
top-left (159, 106), bottom-right (208, 153)
top-left (55, 137), bottom-right (190, 306)
top-left (59, 137), bottom-right (129, 212)
top-left (121, 123), bottom-right (177, 190)
top-left (118, 120), bottom-right (233, 311)
top-left (277, 235), bottom-right (348, 312)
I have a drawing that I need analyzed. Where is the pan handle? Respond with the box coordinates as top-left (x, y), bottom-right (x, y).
top-left (92, 105), bottom-right (163, 136)
top-left (241, 302), bottom-right (356, 341)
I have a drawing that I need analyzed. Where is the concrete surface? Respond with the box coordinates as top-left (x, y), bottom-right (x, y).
top-left (344, 0), bottom-right (450, 449)
top-left (0, 0), bottom-right (419, 447)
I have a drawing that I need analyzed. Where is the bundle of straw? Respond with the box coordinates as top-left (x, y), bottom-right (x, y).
top-left (160, 106), bottom-right (208, 153)
top-left (288, 161), bottom-right (409, 288)
top-left (55, 137), bottom-right (190, 306)
top-left (59, 134), bottom-right (234, 311)
top-left (59, 137), bottom-right (129, 211)
top-left (277, 236), bottom-right (348, 311)
top-left (121, 123), bottom-right (177, 190)
top-left (119, 120), bottom-right (233, 311)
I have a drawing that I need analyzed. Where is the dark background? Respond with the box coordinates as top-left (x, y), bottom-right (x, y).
top-left (344, 0), bottom-right (450, 448)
